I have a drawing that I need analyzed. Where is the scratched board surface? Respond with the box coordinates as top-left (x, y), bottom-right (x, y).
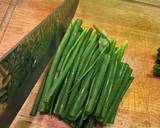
top-left (3, 0), bottom-right (160, 128)
top-left (0, 0), bottom-right (63, 58)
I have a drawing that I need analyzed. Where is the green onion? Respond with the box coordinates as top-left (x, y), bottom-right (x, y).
top-left (85, 54), bottom-right (110, 114)
top-left (31, 19), bottom-right (134, 128)
top-left (68, 68), bottom-right (95, 118)
top-left (54, 28), bottom-right (93, 116)
top-left (44, 29), bottom-right (88, 109)
top-left (30, 75), bottom-right (47, 115)
top-left (103, 76), bottom-right (134, 125)
top-left (39, 20), bottom-right (82, 112)
top-left (115, 40), bottom-right (128, 61)
top-left (153, 48), bottom-right (160, 76)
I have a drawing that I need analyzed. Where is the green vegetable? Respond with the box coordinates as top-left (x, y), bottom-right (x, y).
top-left (30, 74), bottom-right (47, 115)
top-left (69, 68), bottom-right (95, 119)
top-left (53, 71), bottom-right (70, 115)
top-left (115, 40), bottom-right (128, 61)
top-left (66, 31), bottom-right (97, 119)
top-left (39, 20), bottom-right (82, 112)
top-left (31, 19), bottom-right (134, 128)
top-left (153, 48), bottom-right (160, 76)
top-left (94, 54), bottom-right (117, 117)
top-left (54, 28), bottom-right (93, 116)
top-left (85, 54), bottom-right (110, 114)
top-left (103, 76), bottom-right (134, 125)
top-left (45, 29), bottom-right (88, 111)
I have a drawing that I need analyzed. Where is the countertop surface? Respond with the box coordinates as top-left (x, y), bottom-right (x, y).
top-left (0, 0), bottom-right (160, 128)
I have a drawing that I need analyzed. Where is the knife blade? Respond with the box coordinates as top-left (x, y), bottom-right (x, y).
top-left (0, 0), bottom-right (79, 127)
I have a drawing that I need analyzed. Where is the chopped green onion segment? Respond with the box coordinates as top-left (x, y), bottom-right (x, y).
top-left (30, 19), bottom-right (134, 128)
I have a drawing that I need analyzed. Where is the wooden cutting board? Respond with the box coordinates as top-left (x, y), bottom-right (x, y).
top-left (1, 0), bottom-right (160, 128)
top-left (0, 0), bottom-right (63, 58)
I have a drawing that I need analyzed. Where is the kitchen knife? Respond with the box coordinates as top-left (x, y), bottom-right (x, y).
top-left (0, 0), bottom-right (79, 127)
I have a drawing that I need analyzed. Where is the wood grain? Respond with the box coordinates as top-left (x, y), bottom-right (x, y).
top-left (129, 0), bottom-right (160, 8)
top-left (7, 0), bottom-right (160, 128)
top-left (0, 0), bottom-right (18, 44)
top-left (0, 0), bottom-right (11, 26)
top-left (0, 0), bottom-right (63, 58)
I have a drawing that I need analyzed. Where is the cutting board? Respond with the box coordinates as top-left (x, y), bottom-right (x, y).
top-left (1, 0), bottom-right (160, 128)
top-left (0, 0), bottom-right (63, 58)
